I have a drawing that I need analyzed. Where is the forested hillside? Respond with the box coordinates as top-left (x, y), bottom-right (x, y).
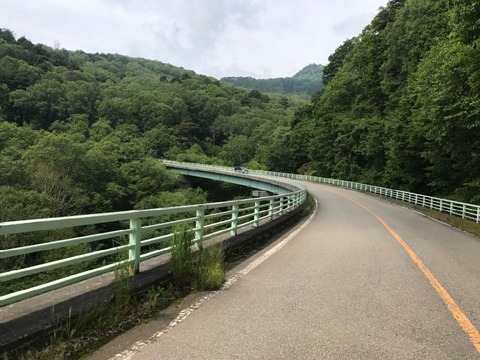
top-left (1, 0), bottom-right (479, 224)
top-left (0, 28), bottom-right (305, 222)
top-left (266, 0), bottom-right (480, 204)
top-left (221, 64), bottom-right (324, 96)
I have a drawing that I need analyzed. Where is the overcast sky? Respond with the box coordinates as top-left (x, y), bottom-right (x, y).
top-left (0, 0), bottom-right (388, 79)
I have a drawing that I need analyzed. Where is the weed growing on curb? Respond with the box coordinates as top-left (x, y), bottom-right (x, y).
top-left (193, 244), bottom-right (225, 291)
top-left (170, 225), bottom-right (193, 288)
top-left (170, 225), bottom-right (226, 291)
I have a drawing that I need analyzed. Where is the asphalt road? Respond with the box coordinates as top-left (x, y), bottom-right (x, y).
top-left (89, 183), bottom-right (480, 359)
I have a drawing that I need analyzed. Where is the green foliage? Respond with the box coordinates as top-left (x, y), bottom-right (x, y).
top-left (221, 64), bottom-right (324, 96)
top-left (2, 0), bottom-right (479, 209)
top-left (0, 29), bottom-right (304, 199)
top-left (0, 186), bottom-right (54, 221)
top-left (220, 135), bottom-right (255, 166)
top-left (407, 37), bottom-right (480, 195)
top-left (277, 0), bottom-right (480, 204)
top-left (134, 188), bottom-right (207, 210)
top-left (380, 0), bottom-right (449, 110)
top-left (174, 143), bottom-right (222, 165)
top-left (449, 0), bottom-right (480, 45)
top-left (0, 56), bottom-right (43, 89)
top-left (322, 39), bottom-right (354, 86)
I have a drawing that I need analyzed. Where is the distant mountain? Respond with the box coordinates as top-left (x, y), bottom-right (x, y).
top-left (220, 64), bottom-right (324, 96)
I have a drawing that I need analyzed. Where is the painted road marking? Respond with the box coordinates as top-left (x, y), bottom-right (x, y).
top-left (331, 189), bottom-right (480, 354)
top-left (110, 199), bottom-right (318, 360)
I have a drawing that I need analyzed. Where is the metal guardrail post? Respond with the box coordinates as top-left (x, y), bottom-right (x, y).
top-left (231, 204), bottom-right (239, 236)
top-left (128, 218), bottom-right (141, 275)
top-left (195, 208), bottom-right (205, 249)
top-left (269, 199), bottom-right (274, 220)
top-left (254, 200), bottom-right (260, 227)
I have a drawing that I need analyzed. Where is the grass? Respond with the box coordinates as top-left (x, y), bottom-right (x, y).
top-left (405, 203), bottom-right (480, 236)
top-left (193, 244), bottom-right (225, 291)
top-left (366, 192), bottom-right (480, 236)
top-left (170, 225), bottom-right (193, 288)
top-left (3, 226), bottom-right (228, 360)
top-left (4, 285), bottom-right (177, 360)
top-left (170, 224), bottom-right (226, 291)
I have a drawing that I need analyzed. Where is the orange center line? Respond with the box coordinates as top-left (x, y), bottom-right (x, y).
top-left (329, 189), bottom-right (480, 353)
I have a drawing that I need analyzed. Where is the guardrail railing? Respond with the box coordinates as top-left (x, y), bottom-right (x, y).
top-left (168, 161), bottom-right (480, 223)
top-left (164, 160), bottom-right (480, 222)
top-left (3, 160), bottom-right (474, 308)
top-left (161, 160), bottom-right (307, 191)
top-left (0, 166), bottom-right (306, 307)
top-left (246, 168), bottom-right (479, 223)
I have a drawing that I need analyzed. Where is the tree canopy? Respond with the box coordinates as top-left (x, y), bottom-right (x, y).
top-left (276, 0), bottom-right (480, 203)
top-left (0, 28), bottom-right (306, 221)
top-left (1, 0), bottom-right (479, 224)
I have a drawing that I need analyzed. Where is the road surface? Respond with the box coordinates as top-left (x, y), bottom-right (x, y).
top-left (89, 182), bottom-right (480, 359)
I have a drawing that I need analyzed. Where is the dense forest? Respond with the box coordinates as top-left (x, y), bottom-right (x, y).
top-left (0, 28), bottom-right (307, 288)
top-left (221, 63), bottom-right (324, 96)
top-left (265, 0), bottom-right (480, 204)
top-left (0, 28), bottom-right (306, 223)
top-left (1, 0), bottom-right (479, 229)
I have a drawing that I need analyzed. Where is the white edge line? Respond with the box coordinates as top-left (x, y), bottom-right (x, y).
top-left (111, 197), bottom-right (318, 360)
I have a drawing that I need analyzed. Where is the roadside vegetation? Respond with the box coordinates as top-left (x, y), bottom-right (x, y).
top-left (170, 225), bottom-right (225, 291)
top-left (3, 197), bottom-right (314, 360)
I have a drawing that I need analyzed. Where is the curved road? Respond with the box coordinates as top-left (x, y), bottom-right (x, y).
top-left (90, 182), bottom-right (480, 359)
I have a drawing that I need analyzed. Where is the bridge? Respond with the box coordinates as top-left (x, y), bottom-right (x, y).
top-left (1, 161), bottom-right (480, 358)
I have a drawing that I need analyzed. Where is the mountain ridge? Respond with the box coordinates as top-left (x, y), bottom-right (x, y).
top-left (220, 63), bottom-right (324, 96)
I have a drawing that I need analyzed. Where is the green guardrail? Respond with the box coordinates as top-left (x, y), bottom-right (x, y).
top-left (166, 160), bottom-right (480, 223)
top-left (0, 164), bottom-right (306, 307)
top-left (2, 159), bottom-right (476, 308)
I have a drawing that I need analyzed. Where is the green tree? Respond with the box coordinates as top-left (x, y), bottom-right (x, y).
top-left (381, 0), bottom-right (449, 111)
top-left (220, 135), bottom-right (254, 166)
top-left (322, 39), bottom-right (354, 86)
top-left (22, 132), bottom-right (89, 215)
top-left (0, 56), bottom-right (43, 90)
top-left (10, 78), bottom-right (67, 128)
top-left (449, 0), bottom-right (480, 45)
top-left (64, 80), bottom-right (100, 120)
top-left (408, 38), bottom-right (480, 198)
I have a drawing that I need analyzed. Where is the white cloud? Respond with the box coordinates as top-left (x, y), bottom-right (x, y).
top-left (0, 0), bottom-right (387, 78)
